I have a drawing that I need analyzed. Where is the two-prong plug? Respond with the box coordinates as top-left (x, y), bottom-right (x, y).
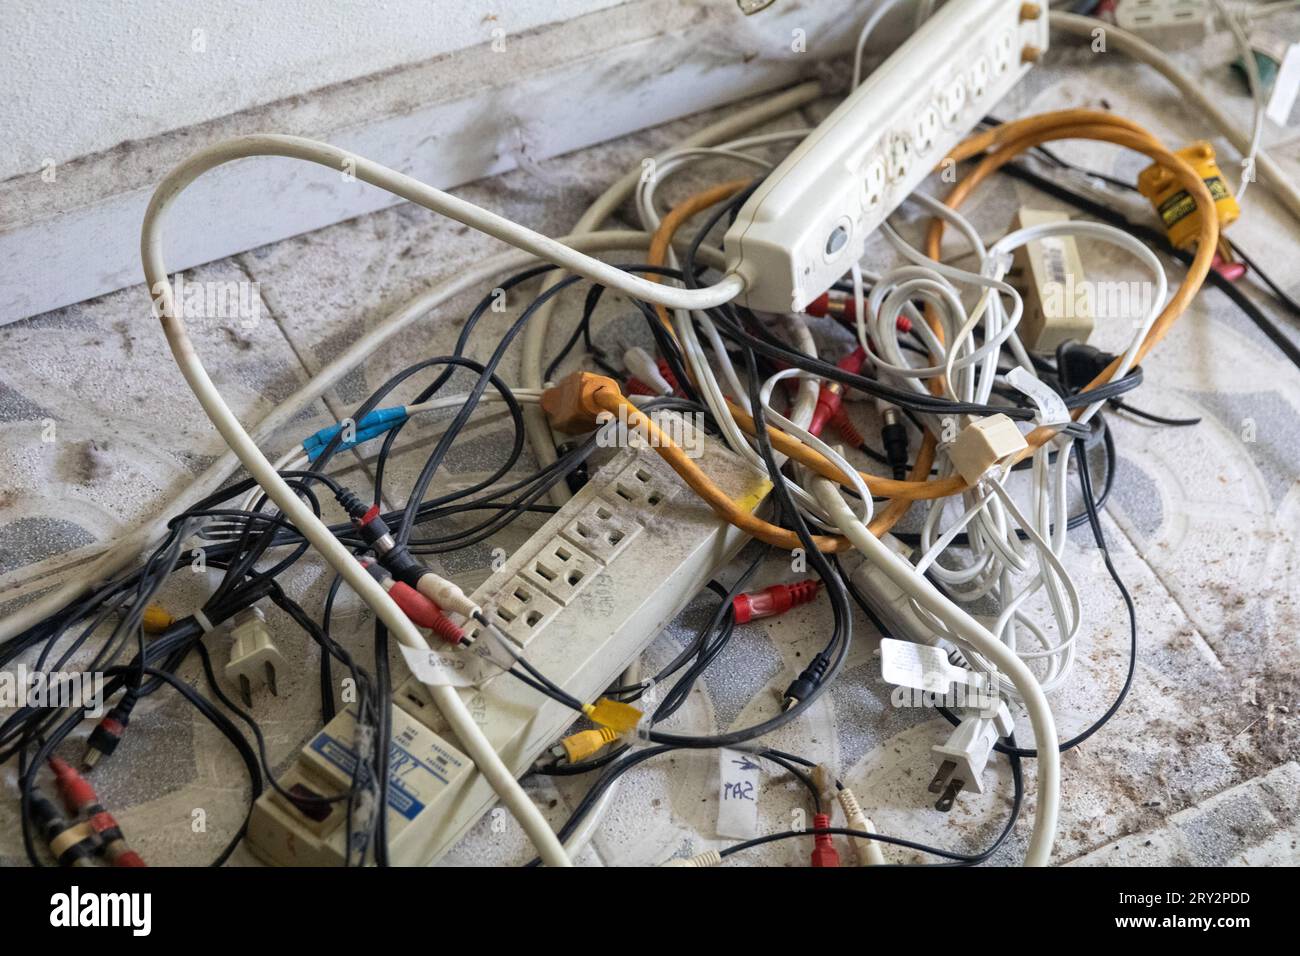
top-left (928, 700), bottom-right (1014, 811)
top-left (225, 607), bottom-right (286, 708)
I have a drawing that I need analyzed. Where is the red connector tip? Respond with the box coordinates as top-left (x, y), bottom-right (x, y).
top-left (805, 293), bottom-right (832, 317)
top-left (389, 582), bottom-right (441, 629)
top-left (1211, 253), bottom-right (1246, 282)
top-left (389, 582), bottom-right (464, 645)
top-left (49, 756), bottom-right (97, 813)
top-left (655, 358), bottom-right (680, 395)
top-left (806, 293), bottom-right (911, 334)
top-left (810, 812), bottom-right (840, 867)
top-left (733, 580), bottom-right (820, 624)
top-left (829, 406), bottom-right (864, 448)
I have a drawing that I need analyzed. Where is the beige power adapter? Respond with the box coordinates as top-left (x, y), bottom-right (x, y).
top-left (1011, 207), bottom-right (1094, 353)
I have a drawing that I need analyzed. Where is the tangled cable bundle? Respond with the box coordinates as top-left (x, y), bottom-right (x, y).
top-left (8, 7), bottom-right (1300, 870)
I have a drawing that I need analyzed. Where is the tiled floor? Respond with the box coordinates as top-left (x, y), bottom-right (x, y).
top-left (1, 37), bottom-right (1298, 865)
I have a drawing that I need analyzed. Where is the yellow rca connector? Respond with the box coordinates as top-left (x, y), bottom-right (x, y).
top-left (556, 726), bottom-right (619, 764)
top-left (583, 697), bottom-right (643, 733)
top-left (1137, 141), bottom-right (1240, 250)
top-left (141, 603), bottom-right (175, 634)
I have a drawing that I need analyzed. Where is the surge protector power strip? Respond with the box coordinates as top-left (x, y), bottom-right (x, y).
top-left (247, 415), bottom-right (770, 866)
top-left (724, 0), bottom-right (1049, 313)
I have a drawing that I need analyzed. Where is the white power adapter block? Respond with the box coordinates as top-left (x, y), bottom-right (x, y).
top-left (724, 0), bottom-right (1048, 312)
top-left (246, 705), bottom-right (471, 866)
top-left (1012, 207), bottom-right (1095, 353)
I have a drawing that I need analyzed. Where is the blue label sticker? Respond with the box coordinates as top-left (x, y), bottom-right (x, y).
top-left (309, 731), bottom-right (454, 821)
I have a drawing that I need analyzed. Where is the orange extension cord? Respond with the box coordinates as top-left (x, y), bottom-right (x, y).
top-left (598, 109), bottom-right (1218, 550)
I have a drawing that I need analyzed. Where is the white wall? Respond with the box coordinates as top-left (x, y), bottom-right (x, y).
top-left (0, 0), bottom-right (627, 181)
top-left (1, 0), bottom-right (883, 321)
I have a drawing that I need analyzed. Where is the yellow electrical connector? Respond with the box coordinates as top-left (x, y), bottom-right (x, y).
top-left (582, 697), bottom-right (642, 734)
top-left (1137, 141), bottom-right (1240, 250)
top-left (141, 604), bottom-right (175, 634)
top-left (557, 726), bottom-right (619, 763)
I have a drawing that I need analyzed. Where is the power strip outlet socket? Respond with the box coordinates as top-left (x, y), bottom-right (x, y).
top-left (1115, 0), bottom-right (1211, 40)
top-left (247, 413), bottom-right (770, 865)
top-left (724, 0), bottom-right (1049, 313)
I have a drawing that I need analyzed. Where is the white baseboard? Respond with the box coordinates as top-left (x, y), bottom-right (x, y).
top-left (1, 0), bottom-right (863, 323)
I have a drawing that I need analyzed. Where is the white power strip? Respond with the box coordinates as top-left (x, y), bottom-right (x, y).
top-left (246, 415), bottom-right (770, 865)
top-left (724, 0), bottom-right (1048, 313)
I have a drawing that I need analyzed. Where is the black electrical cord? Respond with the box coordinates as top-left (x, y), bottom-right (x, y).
top-left (1109, 397), bottom-right (1201, 427)
top-left (937, 436), bottom-right (1138, 758)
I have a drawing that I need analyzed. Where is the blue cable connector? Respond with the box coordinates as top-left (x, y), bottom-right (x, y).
top-left (302, 406), bottom-right (408, 460)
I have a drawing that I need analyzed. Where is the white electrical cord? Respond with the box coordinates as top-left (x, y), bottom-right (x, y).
top-left (633, 130), bottom-right (808, 230)
top-left (628, 129), bottom-right (832, 519)
top-left (141, 151), bottom-right (590, 867)
top-left (0, 230), bottom-right (667, 649)
top-left (154, 137), bottom-right (745, 313)
top-left (1051, 11), bottom-right (1300, 225)
top-left (1209, 0), bottom-right (1264, 205)
top-left (852, 0), bottom-right (914, 88)
top-left (863, 194), bottom-right (1167, 697)
top-left (517, 82), bottom-right (824, 504)
top-left (810, 476), bottom-right (1059, 866)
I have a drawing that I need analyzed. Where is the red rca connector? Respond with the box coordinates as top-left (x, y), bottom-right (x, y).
top-left (49, 756), bottom-right (145, 867)
top-left (359, 560), bottom-right (465, 645)
top-left (828, 405), bottom-right (864, 448)
top-left (623, 347), bottom-right (679, 397)
top-left (83, 689), bottom-right (138, 769)
top-left (810, 812), bottom-right (840, 867)
top-left (808, 347), bottom-right (868, 438)
top-left (805, 293), bottom-right (912, 334)
top-left (656, 358), bottom-right (680, 394)
top-left (733, 580), bottom-right (820, 624)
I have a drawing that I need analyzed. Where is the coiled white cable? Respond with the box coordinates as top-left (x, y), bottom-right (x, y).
top-left (810, 475), bottom-right (1059, 866)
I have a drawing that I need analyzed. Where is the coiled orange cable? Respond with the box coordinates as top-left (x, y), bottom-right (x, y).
top-left (633, 108), bottom-right (1217, 546)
